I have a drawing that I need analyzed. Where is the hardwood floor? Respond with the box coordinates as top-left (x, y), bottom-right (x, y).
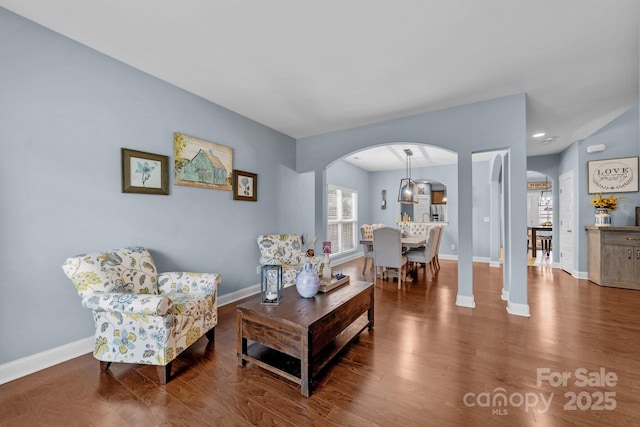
top-left (2, 259), bottom-right (639, 426)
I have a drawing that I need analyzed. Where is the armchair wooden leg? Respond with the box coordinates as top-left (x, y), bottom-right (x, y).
top-left (100, 361), bottom-right (112, 371)
top-left (205, 327), bottom-right (215, 341)
top-left (158, 362), bottom-right (172, 384)
top-left (362, 258), bottom-right (368, 275)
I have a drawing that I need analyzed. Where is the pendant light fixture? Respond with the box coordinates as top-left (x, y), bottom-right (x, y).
top-left (398, 149), bottom-right (418, 204)
top-left (538, 176), bottom-right (550, 207)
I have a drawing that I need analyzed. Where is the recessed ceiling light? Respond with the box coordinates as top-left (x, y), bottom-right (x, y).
top-left (532, 132), bottom-right (545, 138)
top-left (541, 137), bottom-right (556, 145)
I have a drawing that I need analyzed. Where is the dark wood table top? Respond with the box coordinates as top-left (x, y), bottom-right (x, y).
top-left (237, 280), bottom-right (373, 328)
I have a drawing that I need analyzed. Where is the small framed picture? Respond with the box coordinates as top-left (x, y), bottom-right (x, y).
top-left (232, 170), bottom-right (257, 201)
top-left (121, 148), bottom-right (169, 195)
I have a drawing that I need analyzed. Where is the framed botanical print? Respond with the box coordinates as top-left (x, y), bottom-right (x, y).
top-left (232, 170), bottom-right (257, 201)
top-left (121, 148), bottom-right (169, 195)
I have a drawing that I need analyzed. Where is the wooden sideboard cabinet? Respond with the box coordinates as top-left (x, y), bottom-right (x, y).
top-left (586, 226), bottom-right (640, 290)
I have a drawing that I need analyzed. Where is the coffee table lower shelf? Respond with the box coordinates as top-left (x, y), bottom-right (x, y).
top-left (240, 314), bottom-right (370, 386)
top-left (237, 281), bottom-right (374, 397)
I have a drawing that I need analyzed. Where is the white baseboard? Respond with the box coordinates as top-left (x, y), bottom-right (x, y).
top-left (218, 283), bottom-right (260, 306)
top-left (490, 261), bottom-right (501, 268)
top-left (557, 267), bottom-right (588, 279)
top-left (437, 254), bottom-right (491, 264)
top-left (2, 270), bottom-right (361, 385)
top-left (1, 286), bottom-right (265, 386)
top-left (330, 252), bottom-right (364, 266)
top-left (574, 270), bottom-right (588, 280)
top-left (0, 337), bottom-right (94, 385)
top-left (501, 288), bottom-right (509, 301)
top-left (507, 301), bottom-right (531, 317)
top-left (455, 294), bottom-right (476, 308)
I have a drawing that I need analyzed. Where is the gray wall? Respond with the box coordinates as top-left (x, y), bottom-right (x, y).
top-left (558, 104), bottom-right (640, 273)
top-left (576, 104), bottom-right (640, 271)
top-left (0, 8), bottom-right (305, 363)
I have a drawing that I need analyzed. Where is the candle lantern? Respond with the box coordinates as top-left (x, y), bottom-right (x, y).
top-left (261, 264), bottom-right (283, 304)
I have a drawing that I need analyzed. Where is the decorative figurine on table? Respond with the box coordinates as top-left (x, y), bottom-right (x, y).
top-left (301, 233), bottom-right (317, 257)
top-left (322, 241), bottom-right (332, 280)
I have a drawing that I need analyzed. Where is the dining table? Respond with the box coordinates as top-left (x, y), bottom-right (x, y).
top-left (359, 235), bottom-right (427, 249)
top-left (360, 234), bottom-right (427, 280)
top-left (528, 226), bottom-right (552, 258)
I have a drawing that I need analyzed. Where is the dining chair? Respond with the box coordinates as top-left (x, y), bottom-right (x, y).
top-left (405, 227), bottom-right (437, 280)
top-left (373, 226), bottom-right (408, 289)
top-left (360, 224), bottom-right (375, 274)
top-left (360, 224), bottom-right (385, 274)
top-left (537, 230), bottom-right (552, 256)
top-left (431, 225), bottom-right (443, 272)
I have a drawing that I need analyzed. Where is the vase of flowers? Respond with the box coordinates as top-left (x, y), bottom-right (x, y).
top-left (594, 208), bottom-right (612, 226)
top-left (590, 193), bottom-right (619, 226)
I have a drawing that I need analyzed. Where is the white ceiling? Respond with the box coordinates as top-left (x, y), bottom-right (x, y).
top-left (343, 144), bottom-right (455, 172)
top-left (2, 0), bottom-right (638, 171)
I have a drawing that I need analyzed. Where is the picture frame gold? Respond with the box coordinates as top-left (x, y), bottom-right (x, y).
top-left (121, 148), bottom-right (169, 195)
top-left (232, 170), bottom-right (257, 201)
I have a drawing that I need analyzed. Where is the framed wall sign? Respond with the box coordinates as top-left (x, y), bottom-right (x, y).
top-left (587, 156), bottom-right (638, 193)
top-left (121, 148), bottom-right (169, 195)
top-left (232, 169), bottom-right (257, 201)
top-left (527, 181), bottom-right (552, 190)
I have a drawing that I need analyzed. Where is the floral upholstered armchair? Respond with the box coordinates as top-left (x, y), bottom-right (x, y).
top-left (257, 234), bottom-right (324, 286)
top-left (61, 246), bottom-right (221, 384)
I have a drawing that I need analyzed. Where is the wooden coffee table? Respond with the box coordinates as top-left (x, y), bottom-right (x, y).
top-left (237, 280), bottom-right (374, 397)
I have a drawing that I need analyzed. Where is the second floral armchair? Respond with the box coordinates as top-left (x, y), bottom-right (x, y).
top-left (257, 234), bottom-right (324, 286)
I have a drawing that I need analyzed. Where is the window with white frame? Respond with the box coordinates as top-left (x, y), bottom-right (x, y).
top-left (327, 185), bottom-right (358, 256)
